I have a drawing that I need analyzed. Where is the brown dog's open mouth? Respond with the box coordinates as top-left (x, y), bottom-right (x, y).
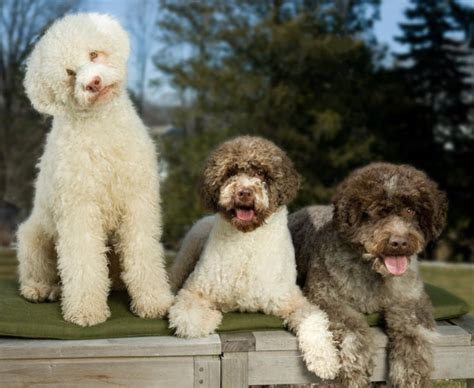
top-left (234, 206), bottom-right (256, 222)
top-left (382, 255), bottom-right (409, 276)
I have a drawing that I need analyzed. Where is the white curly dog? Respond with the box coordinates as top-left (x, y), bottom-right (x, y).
top-left (17, 13), bottom-right (173, 326)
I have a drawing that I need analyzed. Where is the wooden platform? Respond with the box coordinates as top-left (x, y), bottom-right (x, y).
top-left (0, 316), bottom-right (473, 387)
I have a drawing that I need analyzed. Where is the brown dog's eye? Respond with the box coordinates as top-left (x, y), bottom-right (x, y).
top-left (89, 51), bottom-right (98, 60)
top-left (255, 169), bottom-right (266, 179)
top-left (402, 207), bottom-right (416, 217)
top-left (66, 69), bottom-right (76, 76)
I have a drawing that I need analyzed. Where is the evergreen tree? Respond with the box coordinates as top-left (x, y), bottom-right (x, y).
top-left (395, 0), bottom-right (472, 144)
top-left (395, 0), bottom-right (474, 260)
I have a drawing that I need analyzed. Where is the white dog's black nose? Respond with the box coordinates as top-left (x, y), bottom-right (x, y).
top-left (86, 76), bottom-right (102, 93)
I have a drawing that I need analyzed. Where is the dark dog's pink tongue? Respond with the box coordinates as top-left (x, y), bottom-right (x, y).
top-left (383, 256), bottom-right (408, 275)
top-left (236, 209), bottom-right (255, 221)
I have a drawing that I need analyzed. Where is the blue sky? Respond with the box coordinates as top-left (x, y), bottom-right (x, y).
top-left (78, 0), bottom-right (471, 104)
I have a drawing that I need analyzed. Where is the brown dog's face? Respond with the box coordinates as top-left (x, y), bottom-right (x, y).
top-left (200, 136), bottom-right (300, 232)
top-left (333, 163), bottom-right (448, 276)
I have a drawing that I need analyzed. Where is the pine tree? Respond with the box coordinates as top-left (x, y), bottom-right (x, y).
top-left (395, 0), bottom-right (472, 144)
top-left (395, 0), bottom-right (474, 261)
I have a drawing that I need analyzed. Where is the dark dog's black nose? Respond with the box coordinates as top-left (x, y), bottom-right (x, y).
top-left (389, 235), bottom-right (408, 249)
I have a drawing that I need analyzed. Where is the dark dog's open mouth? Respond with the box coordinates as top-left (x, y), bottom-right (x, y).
top-left (382, 255), bottom-right (409, 276)
top-left (233, 206), bottom-right (256, 222)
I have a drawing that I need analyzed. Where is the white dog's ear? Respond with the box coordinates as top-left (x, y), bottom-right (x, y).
top-left (24, 42), bottom-right (58, 116)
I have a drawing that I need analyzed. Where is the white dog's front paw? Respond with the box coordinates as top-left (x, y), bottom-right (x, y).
top-left (298, 312), bottom-right (340, 380)
top-left (20, 282), bottom-right (60, 302)
top-left (131, 291), bottom-right (174, 319)
top-left (168, 291), bottom-right (222, 338)
top-left (63, 304), bottom-right (111, 327)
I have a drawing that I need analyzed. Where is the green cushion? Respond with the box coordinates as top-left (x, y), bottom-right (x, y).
top-left (0, 279), bottom-right (468, 339)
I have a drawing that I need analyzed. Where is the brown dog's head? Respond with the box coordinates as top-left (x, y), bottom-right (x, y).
top-left (333, 163), bottom-right (447, 276)
top-left (199, 136), bottom-right (300, 232)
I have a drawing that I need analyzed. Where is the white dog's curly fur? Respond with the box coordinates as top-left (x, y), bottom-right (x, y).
top-left (168, 137), bottom-right (340, 379)
top-left (17, 13), bottom-right (173, 326)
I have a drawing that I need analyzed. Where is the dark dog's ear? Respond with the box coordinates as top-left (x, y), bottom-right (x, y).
top-left (413, 168), bottom-right (448, 242)
top-left (331, 178), bottom-right (363, 237)
top-left (429, 188), bottom-right (448, 241)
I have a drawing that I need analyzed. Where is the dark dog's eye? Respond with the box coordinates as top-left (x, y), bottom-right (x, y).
top-left (89, 51), bottom-right (98, 60)
top-left (402, 207), bottom-right (416, 218)
top-left (66, 69), bottom-right (76, 76)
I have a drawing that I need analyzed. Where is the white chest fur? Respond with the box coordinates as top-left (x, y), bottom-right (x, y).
top-left (186, 207), bottom-right (297, 311)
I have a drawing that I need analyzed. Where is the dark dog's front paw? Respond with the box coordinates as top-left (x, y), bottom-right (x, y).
top-left (338, 331), bottom-right (372, 388)
top-left (390, 364), bottom-right (431, 388)
top-left (389, 350), bottom-right (432, 388)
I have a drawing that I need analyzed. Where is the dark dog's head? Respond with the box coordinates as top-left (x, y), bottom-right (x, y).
top-left (333, 163), bottom-right (447, 276)
top-left (199, 136), bottom-right (300, 232)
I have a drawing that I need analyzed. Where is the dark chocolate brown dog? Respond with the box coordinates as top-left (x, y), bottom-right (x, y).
top-left (289, 163), bottom-right (447, 387)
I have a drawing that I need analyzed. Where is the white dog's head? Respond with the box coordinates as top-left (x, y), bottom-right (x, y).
top-left (24, 13), bottom-right (130, 115)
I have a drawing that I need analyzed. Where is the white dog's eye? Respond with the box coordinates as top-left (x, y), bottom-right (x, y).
top-left (89, 51), bottom-right (98, 61)
top-left (66, 69), bottom-right (76, 76)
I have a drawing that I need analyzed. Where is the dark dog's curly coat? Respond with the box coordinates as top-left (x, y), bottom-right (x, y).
top-left (289, 163), bottom-right (448, 387)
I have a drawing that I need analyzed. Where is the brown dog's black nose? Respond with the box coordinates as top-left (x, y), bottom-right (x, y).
top-left (389, 235), bottom-right (408, 249)
top-left (237, 189), bottom-right (252, 199)
top-left (237, 188), bottom-right (252, 200)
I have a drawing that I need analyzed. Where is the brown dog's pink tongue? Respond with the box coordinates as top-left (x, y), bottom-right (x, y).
top-left (236, 209), bottom-right (255, 221)
top-left (383, 256), bottom-right (408, 275)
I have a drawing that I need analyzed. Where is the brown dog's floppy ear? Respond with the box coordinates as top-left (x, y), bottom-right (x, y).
top-left (277, 154), bottom-right (301, 206)
top-left (198, 153), bottom-right (222, 213)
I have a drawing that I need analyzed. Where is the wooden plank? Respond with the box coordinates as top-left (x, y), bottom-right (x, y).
top-left (220, 332), bottom-right (255, 352)
top-left (253, 328), bottom-right (389, 351)
top-left (246, 344), bottom-right (474, 385)
top-left (254, 330), bottom-right (297, 351)
top-left (252, 323), bottom-right (470, 352)
top-left (431, 346), bottom-right (474, 379)
top-left (0, 357), bottom-right (195, 388)
top-left (0, 334), bottom-right (221, 360)
top-left (436, 325), bottom-right (471, 346)
top-left (451, 315), bottom-right (474, 344)
top-left (248, 350), bottom-right (322, 385)
top-left (194, 356), bottom-right (220, 388)
top-left (221, 352), bottom-right (248, 388)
